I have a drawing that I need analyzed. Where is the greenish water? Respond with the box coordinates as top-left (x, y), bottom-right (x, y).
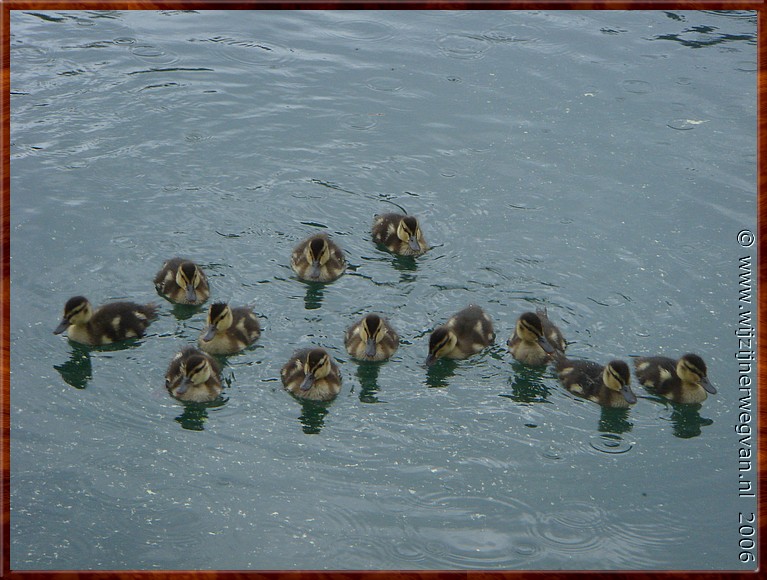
top-left (10, 10), bottom-right (757, 570)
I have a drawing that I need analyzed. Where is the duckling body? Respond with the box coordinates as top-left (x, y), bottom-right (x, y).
top-left (345, 313), bottom-right (399, 361)
top-left (165, 347), bottom-right (222, 403)
top-left (634, 354), bottom-right (715, 404)
top-left (507, 308), bottom-right (566, 365)
top-left (53, 296), bottom-right (157, 346)
top-left (290, 234), bottom-right (346, 282)
top-left (154, 257), bottom-right (209, 305)
top-left (555, 357), bottom-right (636, 408)
top-left (425, 305), bottom-right (495, 366)
top-left (372, 213), bottom-right (429, 256)
top-left (198, 302), bottom-right (261, 355)
top-left (281, 348), bottom-right (342, 401)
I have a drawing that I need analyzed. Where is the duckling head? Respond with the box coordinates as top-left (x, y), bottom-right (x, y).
top-left (176, 261), bottom-right (204, 303)
top-left (299, 349), bottom-right (333, 391)
top-left (510, 311), bottom-right (556, 353)
top-left (360, 314), bottom-right (387, 358)
top-left (54, 296), bottom-right (93, 334)
top-left (174, 354), bottom-right (213, 396)
top-left (677, 353), bottom-right (716, 394)
top-left (304, 237), bottom-right (331, 280)
top-left (602, 360), bottom-right (636, 404)
top-left (202, 302), bottom-right (233, 341)
top-left (425, 326), bottom-right (457, 367)
top-left (397, 216), bottom-right (424, 253)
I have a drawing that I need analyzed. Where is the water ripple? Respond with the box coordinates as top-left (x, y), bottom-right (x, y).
top-left (436, 33), bottom-right (492, 60)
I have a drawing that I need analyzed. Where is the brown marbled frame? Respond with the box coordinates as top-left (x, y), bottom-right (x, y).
top-left (1, 2), bottom-right (764, 578)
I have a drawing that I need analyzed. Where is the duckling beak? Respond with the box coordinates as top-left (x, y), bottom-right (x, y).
top-left (176, 377), bottom-right (191, 395)
top-left (701, 376), bottom-right (717, 394)
top-left (364, 338), bottom-right (377, 358)
top-left (424, 353), bottom-right (437, 367)
top-left (202, 324), bottom-right (218, 342)
top-left (621, 384), bottom-right (637, 404)
top-left (185, 284), bottom-right (197, 303)
top-left (408, 236), bottom-right (421, 253)
top-left (299, 372), bottom-right (315, 391)
top-left (538, 335), bottom-right (556, 354)
top-left (53, 319), bottom-right (69, 335)
top-left (308, 261), bottom-right (321, 280)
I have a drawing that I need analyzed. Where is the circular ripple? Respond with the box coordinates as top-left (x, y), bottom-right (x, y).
top-left (11, 44), bottom-right (55, 65)
top-left (735, 61), bottom-right (757, 73)
top-left (340, 113), bottom-right (378, 131)
top-left (621, 80), bottom-right (652, 94)
top-left (589, 433), bottom-right (633, 454)
top-left (327, 19), bottom-right (396, 42)
top-left (207, 35), bottom-right (294, 66)
top-left (129, 44), bottom-right (180, 66)
top-left (364, 76), bottom-right (402, 92)
top-left (667, 119), bottom-right (707, 131)
top-left (436, 33), bottom-right (492, 60)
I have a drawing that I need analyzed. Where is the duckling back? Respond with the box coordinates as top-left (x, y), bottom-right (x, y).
top-left (556, 358), bottom-right (636, 408)
top-left (154, 257), bottom-right (210, 305)
top-left (198, 302), bottom-right (261, 355)
top-left (54, 296), bottom-right (158, 346)
top-left (372, 213), bottom-right (429, 256)
top-left (634, 354), bottom-right (715, 404)
top-left (426, 305), bottom-right (494, 364)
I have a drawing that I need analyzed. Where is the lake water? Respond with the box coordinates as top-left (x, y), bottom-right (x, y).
top-left (9, 9), bottom-right (757, 571)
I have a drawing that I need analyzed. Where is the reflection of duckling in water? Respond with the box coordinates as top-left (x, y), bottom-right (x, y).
top-left (198, 302), bottom-right (261, 355)
top-left (290, 234), bottom-right (346, 282)
top-left (633, 353), bottom-right (715, 404)
top-left (154, 258), bottom-right (209, 305)
top-left (344, 314), bottom-right (399, 361)
top-left (372, 213), bottom-right (429, 256)
top-left (425, 305), bottom-right (495, 366)
top-left (555, 356), bottom-right (637, 408)
top-left (507, 308), bottom-right (566, 366)
top-left (54, 296), bottom-right (157, 346)
top-left (281, 348), bottom-right (342, 401)
top-left (165, 347), bottom-right (222, 403)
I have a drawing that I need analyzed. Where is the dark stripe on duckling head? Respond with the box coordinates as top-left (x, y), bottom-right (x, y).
top-left (680, 353), bottom-right (715, 393)
top-left (425, 327), bottom-right (451, 366)
top-left (208, 302), bottom-right (229, 323)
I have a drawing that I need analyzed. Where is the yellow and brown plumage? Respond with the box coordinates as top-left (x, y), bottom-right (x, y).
top-left (53, 296), bottom-right (157, 346)
top-left (281, 348), bottom-right (342, 401)
top-left (165, 347), bottom-right (222, 403)
top-left (425, 305), bottom-right (495, 366)
top-left (371, 213), bottom-right (429, 256)
top-left (634, 353), bottom-right (715, 404)
top-left (154, 257), bottom-right (210, 305)
top-left (555, 357), bottom-right (636, 408)
top-left (198, 302), bottom-right (261, 355)
top-left (290, 234), bottom-right (346, 282)
top-left (507, 308), bottom-right (566, 365)
top-left (344, 313), bottom-right (399, 361)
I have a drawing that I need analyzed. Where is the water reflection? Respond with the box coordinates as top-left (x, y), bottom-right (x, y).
top-left (597, 407), bottom-right (633, 436)
top-left (355, 361), bottom-right (383, 403)
top-left (173, 398), bottom-right (228, 431)
top-left (501, 362), bottom-right (552, 403)
top-left (668, 403), bottom-right (713, 439)
top-left (298, 400), bottom-right (330, 434)
top-left (425, 358), bottom-right (458, 388)
top-left (389, 253), bottom-right (419, 283)
top-left (170, 302), bottom-right (205, 320)
top-left (53, 343), bottom-right (93, 389)
top-left (302, 281), bottom-right (324, 311)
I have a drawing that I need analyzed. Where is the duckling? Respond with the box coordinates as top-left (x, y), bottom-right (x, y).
top-left (198, 302), bottom-right (261, 355)
top-left (165, 347), bottom-right (222, 403)
top-left (281, 348), bottom-right (342, 401)
top-left (154, 257), bottom-right (209, 305)
top-left (634, 353), bottom-right (715, 404)
top-left (555, 357), bottom-right (637, 408)
top-left (507, 308), bottom-right (566, 365)
top-left (372, 213), bottom-right (429, 256)
top-left (345, 313), bottom-right (399, 361)
top-left (425, 305), bottom-right (495, 366)
top-left (53, 296), bottom-right (157, 346)
top-left (290, 234), bottom-right (346, 282)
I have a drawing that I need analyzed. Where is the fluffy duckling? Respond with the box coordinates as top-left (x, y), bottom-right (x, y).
top-left (425, 305), bottom-right (495, 366)
top-left (198, 302), bottom-right (261, 355)
top-left (281, 348), bottom-right (342, 401)
top-left (345, 313), bottom-right (399, 361)
top-left (154, 257), bottom-right (209, 305)
top-left (53, 296), bottom-right (157, 346)
top-left (634, 353), bottom-right (715, 404)
top-left (372, 213), bottom-right (429, 256)
top-left (290, 234), bottom-right (346, 282)
top-left (165, 347), bottom-right (222, 403)
top-left (507, 308), bottom-right (566, 365)
top-left (555, 357), bottom-right (637, 408)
